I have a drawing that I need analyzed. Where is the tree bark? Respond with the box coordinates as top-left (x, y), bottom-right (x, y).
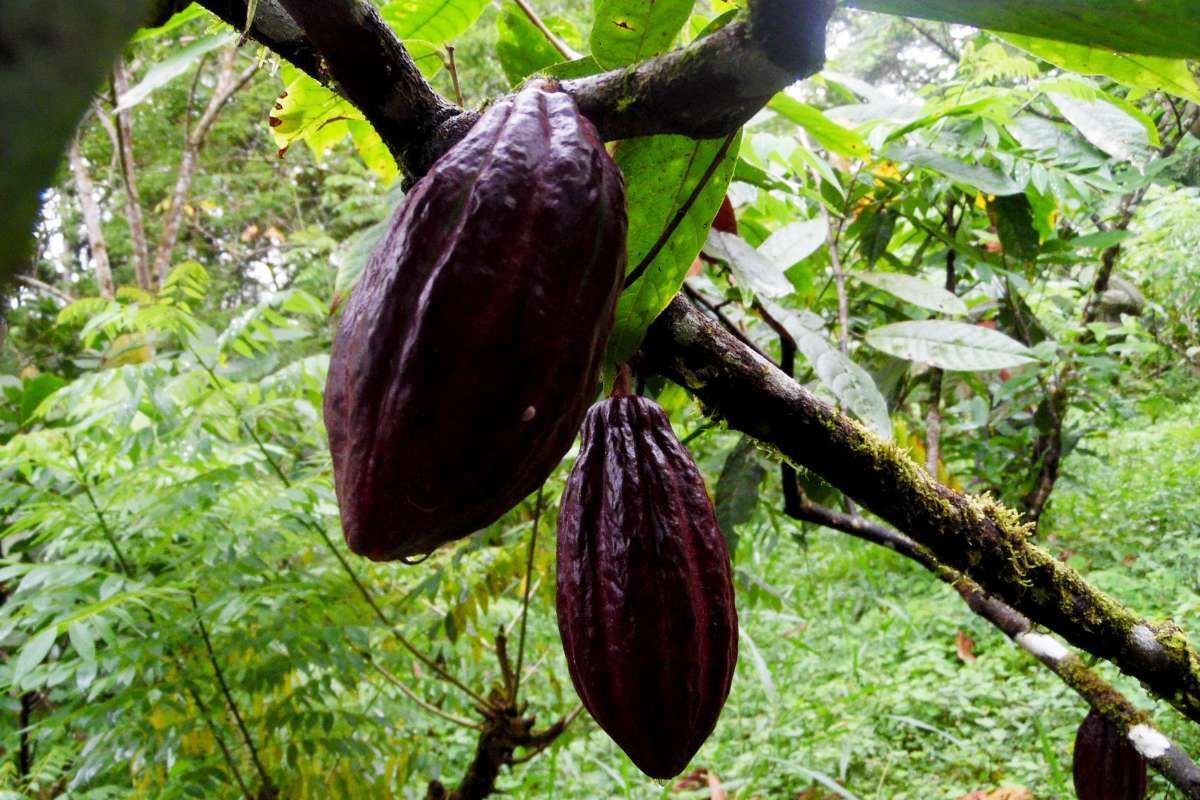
top-left (788, 498), bottom-right (1200, 798)
top-left (150, 46), bottom-right (258, 283)
top-left (111, 59), bottom-right (156, 292)
top-left (67, 136), bottom-right (115, 300)
top-left (640, 296), bottom-right (1200, 726)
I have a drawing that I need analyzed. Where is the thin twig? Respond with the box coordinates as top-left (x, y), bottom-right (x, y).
top-left (69, 446), bottom-right (254, 798)
top-left (190, 348), bottom-right (490, 707)
top-left (445, 45), bottom-right (464, 107)
top-left (16, 274), bottom-right (76, 305)
top-left (785, 491), bottom-right (1200, 799)
top-left (190, 593), bottom-right (274, 792)
top-left (511, 0), bottom-right (581, 61)
top-left (625, 131), bottom-right (738, 289)
top-left (512, 485), bottom-right (544, 701)
top-left (364, 655), bottom-right (484, 731)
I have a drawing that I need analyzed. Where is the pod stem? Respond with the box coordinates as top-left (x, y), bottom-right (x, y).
top-left (612, 365), bottom-right (634, 398)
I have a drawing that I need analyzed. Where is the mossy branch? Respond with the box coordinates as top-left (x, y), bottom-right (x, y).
top-left (787, 496), bottom-right (1200, 798)
top-left (640, 296), bottom-right (1200, 728)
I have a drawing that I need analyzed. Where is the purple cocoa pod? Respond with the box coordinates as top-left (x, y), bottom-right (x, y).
top-left (324, 80), bottom-right (627, 561)
top-left (556, 386), bottom-right (738, 779)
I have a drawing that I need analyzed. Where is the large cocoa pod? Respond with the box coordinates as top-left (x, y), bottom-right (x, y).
top-left (556, 383), bottom-right (738, 779)
top-left (324, 80), bottom-right (627, 561)
top-left (1073, 709), bottom-right (1148, 800)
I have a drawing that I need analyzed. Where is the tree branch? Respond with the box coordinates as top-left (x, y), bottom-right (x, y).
top-left (198, 0), bottom-right (834, 177)
top-left (67, 135), bottom-right (115, 300)
top-left (194, 0), bottom-right (325, 81)
top-left (16, 275), bottom-right (76, 305)
top-left (788, 498), bottom-right (1200, 798)
top-left (563, 0), bottom-right (834, 141)
top-left (110, 59), bottom-right (155, 292)
top-left (273, 0), bottom-right (466, 179)
top-left (151, 47), bottom-right (258, 283)
top-left (640, 296), bottom-right (1200, 727)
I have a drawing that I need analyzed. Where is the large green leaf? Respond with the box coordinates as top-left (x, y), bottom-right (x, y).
top-left (715, 437), bottom-right (768, 554)
top-left (381, 0), bottom-right (489, 43)
top-left (1046, 86), bottom-right (1156, 164)
top-left (607, 132), bottom-right (741, 367)
top-left (704, 230), bottom-right (793, 299)
top-left (1001, 34), bottom-right (1200, 104)
top-left (763, 301), bottom-right (893, 439)
top-left (496, 2), bottom-right (580, 85)
top-left (116, 31), bottom-right (237, 111)
top-left (865, 321), bottom-right (1038, 371)
top-left (769, 95), bottom-right (871, 159)
top-left (845, 0), bottom-right (1200, 59)
top-left (850, 272), bottom-right (967, 316)
top-left (884, 145), bottom-right (1022, 196)
top-left (590, 0), bottom-right (695, 69)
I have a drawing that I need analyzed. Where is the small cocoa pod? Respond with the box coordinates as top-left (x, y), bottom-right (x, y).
top-left (712, 194), bottom-right (738, 235)
top-left (1073, 709), bottom-right (1148, 800)
top-left (556, 384), bottom-right (738, 779)
top-left (324, 80), bottom-right (627, 561)
top-left (700, 195), bottom-right (737, 266)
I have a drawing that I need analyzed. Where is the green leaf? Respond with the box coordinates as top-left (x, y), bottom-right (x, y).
top-left (496, 2), bottom-right (565, 85)
top-left (768, 95), bottom-right (871, 159)
top-left (590, 0), bottom-right (695, 69)
top-left (131, 3), bottom-right (207, 42)
top-left (1001, 33), bottom-right (1200, 104)
top-left (738, 627), bottom-right (778, 704)
top-left (406, 39), bottom-right (448, 80)
top-left (714, 437), bottom-right (767, 555)
top-left (844, 0), bottom-right (1200, 59)
top-left (851, 272), bottom-right (967, 316)
top-left (271, 67), bottom-right (361, 161)
top-left (381, 0), bottom-right (490, 43)
top-left (14, 627), bottom-right (57, 685)
top-left (348, 120), bottom-right (400, 184)
top-left (883, 145), bottom-right (1022, 197)
top-left (67, 621), bottom-right (96, 663)
top-left (758, 220), bottom-right (827, 268)
top-left (20, 373), bottom-right (66, 424)
top-left (116, 31), bottom-right (237, 111)
top-left (858, 208), bottom-right (897, 266)
top-left (989, 195), bottom-right (1040, 263)
top-left (764, 300), bottom-right (893, 439)
top-left (539, 56), bottom-right (605, 80)
top-left (1047, 87), bottom-right (1155, 164)
top-left (704, 230), bottom-right (793, 299)
top-left (607, 132), bottom-right (741, 366)
top-left (865, 321), bottom-right (1038, 371)
top-left (332, 201), bottom-right (398, 308)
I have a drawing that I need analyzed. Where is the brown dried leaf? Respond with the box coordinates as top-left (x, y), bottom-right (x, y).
top-left (958, 787), bottom-right (1034, 800)
top-left (956, 629), bottom-right (977, 663)
top-left (707, 769), bottom-right (728, 800)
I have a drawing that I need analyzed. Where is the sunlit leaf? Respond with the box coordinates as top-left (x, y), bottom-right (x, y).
top-left (866, 321), bottom-right (1039, 371)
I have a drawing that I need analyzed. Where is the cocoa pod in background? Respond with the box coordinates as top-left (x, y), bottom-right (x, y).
top-left (700, 195), bottom-right (738, 267)
top-left (556, 375), bottom-right (738, 779)
top-left (1073, 709), bottom-right (1148, 800)
top-left (712, 195), bottom-right (738, 235)
top-left (324, 79), bottom-right (628, 561)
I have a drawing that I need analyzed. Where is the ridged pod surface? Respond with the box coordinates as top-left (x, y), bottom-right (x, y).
top-left (1073, 710), bottom-right (1148, 800)
top-left (556, 390), bottom-right (738, 779)
top-left (324, 80), bottom-right (627, 561)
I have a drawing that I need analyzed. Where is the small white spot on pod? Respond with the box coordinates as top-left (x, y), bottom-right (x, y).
top-left (1016, 632), bottom-right (1069, 663)
top-left (1128, 724), bottom-right (1170, 759)
top-left (521, 406), bottom-right (537, 422)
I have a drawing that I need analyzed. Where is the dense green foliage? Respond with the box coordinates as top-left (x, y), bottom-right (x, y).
top-left (2, 1), bottom-right (1199, 798)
